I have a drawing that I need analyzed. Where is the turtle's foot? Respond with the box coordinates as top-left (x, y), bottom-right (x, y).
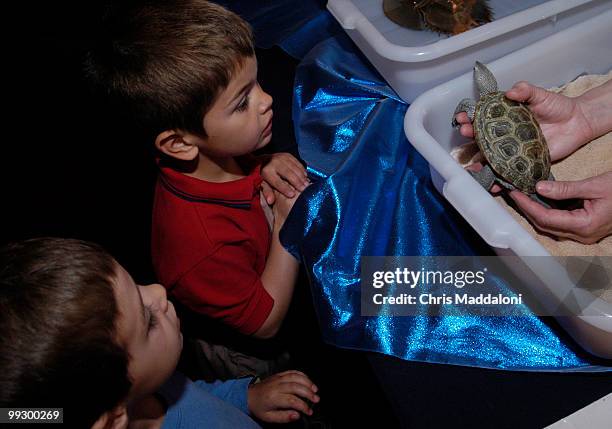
top-left (527, 191), bottom-right (583, 210)
top-left (452, 98), bottom-right (476, 127)
top-left (468, 164), bottom-right (496, 191)
top-left (528, 192), bottom-right (553, 209)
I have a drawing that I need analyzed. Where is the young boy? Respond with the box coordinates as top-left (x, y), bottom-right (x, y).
top-left (85, 0), bottom-right (309, 358)
top-left (0, 237), bottom-right (319, 428)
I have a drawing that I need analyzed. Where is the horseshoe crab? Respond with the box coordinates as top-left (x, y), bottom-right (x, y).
top-left (383, 0), bottom-right (493, 35)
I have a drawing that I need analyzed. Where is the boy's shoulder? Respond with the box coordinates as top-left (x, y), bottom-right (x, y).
top-left (152, 159), bottom-right (268, 251)
top-left (155, 159), bottom-right (262, 212)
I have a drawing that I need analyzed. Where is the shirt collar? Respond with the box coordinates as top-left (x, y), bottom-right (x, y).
top-left (157, 158), bottom-right (262, 209)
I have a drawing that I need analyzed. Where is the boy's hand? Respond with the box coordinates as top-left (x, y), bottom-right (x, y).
top-left (272, 190), bottom-right (299, 228)
top-left (260, 153), bottom-right (309, 204)
top-left (247, 370), bottom-right (320, 423)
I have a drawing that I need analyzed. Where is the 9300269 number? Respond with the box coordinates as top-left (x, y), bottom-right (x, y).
top-left (1, 408), bottom-right (63, 424)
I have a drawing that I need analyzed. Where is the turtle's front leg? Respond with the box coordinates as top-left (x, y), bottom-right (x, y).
top-left (451, 98), bottom-right (476, 127)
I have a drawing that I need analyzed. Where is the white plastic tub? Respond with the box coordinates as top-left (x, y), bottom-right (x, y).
top-left (405, 11), bottom-right (612, 358)
top-left (328, 0), bottom-right (612, 102)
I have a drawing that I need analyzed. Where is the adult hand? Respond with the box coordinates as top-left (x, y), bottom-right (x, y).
top-left (455, 81), bottom-right (595, 162)
top-left (509, 172), bottom-right (612, 244)
top-left (248, 370), bottom-right (320, 423)
top-left (260, 153), bottom-right (309, 205)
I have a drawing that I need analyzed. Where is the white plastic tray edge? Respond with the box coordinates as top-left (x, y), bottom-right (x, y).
top-left (327, 0), bottom-right (599, 62)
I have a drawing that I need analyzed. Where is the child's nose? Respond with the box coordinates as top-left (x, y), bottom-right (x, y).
top-left (258, 88), bottom-right (273, 114)
top-left (147, 283), bottom-right (169, 313)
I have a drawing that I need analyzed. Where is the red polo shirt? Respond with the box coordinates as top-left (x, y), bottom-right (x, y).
top-left (151, 160), bottom-right (274, 335)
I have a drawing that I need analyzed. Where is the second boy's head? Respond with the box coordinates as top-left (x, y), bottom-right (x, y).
top-left (0, 238), bottom-right (182, 429)
top-left (86, 0), bottom-right (273, 163)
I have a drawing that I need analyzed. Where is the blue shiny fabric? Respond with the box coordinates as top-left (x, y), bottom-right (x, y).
top-left (281, 35), bottom-right (611, 371)
top-left (214, 0), bottom-right (327, 50)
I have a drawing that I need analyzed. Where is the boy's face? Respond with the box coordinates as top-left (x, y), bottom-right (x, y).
top-left (197, 55), bottom-right (274, 157)
top-left (112, 265), bottom-right (182, 399)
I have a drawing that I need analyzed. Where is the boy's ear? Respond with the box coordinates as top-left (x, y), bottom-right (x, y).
top-left (154, 129), bottom-right (200, 161)
top-left (90, 404), bottom-right (128, 429)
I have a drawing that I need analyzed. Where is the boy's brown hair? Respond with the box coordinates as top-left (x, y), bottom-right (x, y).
top-left (85, 0), bottom-right (255, 137)
top-left (0, 238), bottom-right (130, 428)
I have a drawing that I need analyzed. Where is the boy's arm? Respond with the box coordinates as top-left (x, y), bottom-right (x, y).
top-left (253, 225), bottom-right (299, 339)
top-left (157, 373), bottom-right (259, 427)
top-left (192, 377), bottom-right (253, 414)
top-left (175, 231), bottom-right (297, 339)
top-left (175, 247), bottom-right (275, 336)
top-left (253, 191), bottom-right (300, 339)
top-left (195, 371), bottom-right (321, 424)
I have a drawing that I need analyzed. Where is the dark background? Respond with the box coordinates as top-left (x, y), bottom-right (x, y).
top-left (4, 2), bottom-right (156, 279)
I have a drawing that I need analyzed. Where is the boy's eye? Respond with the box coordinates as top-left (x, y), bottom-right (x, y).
top-left (235, 95), bottom-right (249, 112)
top-left (147, 308), bottom-right (158, 332)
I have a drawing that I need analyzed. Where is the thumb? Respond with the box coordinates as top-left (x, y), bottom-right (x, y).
top-left (260, 181), bottom-right (276, 205)
top-left (536, 179), bottom-right (594, 200)
top-left (506, 81), bottom-right (545, 104)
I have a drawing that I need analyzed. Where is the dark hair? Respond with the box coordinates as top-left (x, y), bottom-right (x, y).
top-left (84, 0), bottom-right (255, 138)
top-left (0, 238), bottom-right (131, 428)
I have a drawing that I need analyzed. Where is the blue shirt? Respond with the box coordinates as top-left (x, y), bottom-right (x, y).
top-left (158, 372), bottom-right (261, 429)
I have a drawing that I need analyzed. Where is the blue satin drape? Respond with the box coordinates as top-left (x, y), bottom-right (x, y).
top-left (280, 34), bottom-right (611, 372)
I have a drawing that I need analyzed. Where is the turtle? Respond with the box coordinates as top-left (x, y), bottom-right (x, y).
top-left (383, 0), bottom-right (493, 36)
top-left (451, 61), bottom-right (554, 207)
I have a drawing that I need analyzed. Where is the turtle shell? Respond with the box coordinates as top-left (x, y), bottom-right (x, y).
top-left (474, 92), bottom-right (550, 193)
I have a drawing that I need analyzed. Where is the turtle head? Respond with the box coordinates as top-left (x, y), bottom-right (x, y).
top-left (474, 61), bottom-right (498, 97)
